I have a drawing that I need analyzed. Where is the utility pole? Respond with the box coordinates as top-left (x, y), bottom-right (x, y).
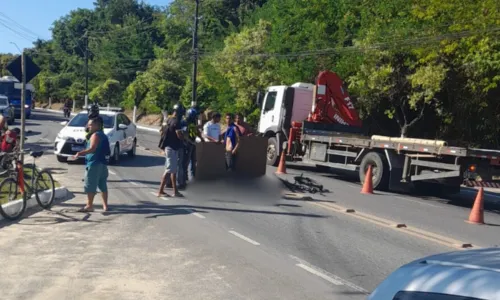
top-left (20, 50), bottom-right (26, 164)
top-left (84, 31), bottom-right (89, 108)
top-left (191, 0), bottom-right (200, 107)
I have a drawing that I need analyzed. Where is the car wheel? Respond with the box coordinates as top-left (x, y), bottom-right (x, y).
top-left (57, 155), bottom-right (67, 163)
top-left (111, 144), bottom-right (120, 165)
top-left (128, 139), bottom-right (136, 157)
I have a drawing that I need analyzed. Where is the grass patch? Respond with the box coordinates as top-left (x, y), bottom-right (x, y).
top-left (0, 164), bottom-right (61, 204)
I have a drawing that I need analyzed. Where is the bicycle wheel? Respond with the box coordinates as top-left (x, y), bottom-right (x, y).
top-left (0, 177), bottom-right (25, 220)
top-left (34, 169), bottom-right (56, 209)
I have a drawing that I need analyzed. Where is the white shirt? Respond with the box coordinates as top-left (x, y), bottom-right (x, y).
top-left (203, 120), bottom-right (221, 142)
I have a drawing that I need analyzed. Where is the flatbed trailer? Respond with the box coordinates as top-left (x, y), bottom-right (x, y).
top-left (291, 121), bottom-right (500, 194)
top-left (256, 70), bottom-right (500, 194)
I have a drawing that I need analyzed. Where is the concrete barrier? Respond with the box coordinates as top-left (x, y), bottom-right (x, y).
top-left (195, 136), bottom-right (268, 180)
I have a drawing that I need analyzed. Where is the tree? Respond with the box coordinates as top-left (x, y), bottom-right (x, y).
top-left (212, 20), bottom-right (279, 114)
top-left (123, 59), bottom-right (185, 113)
top-left (89, 79), bottom-right (121, 105)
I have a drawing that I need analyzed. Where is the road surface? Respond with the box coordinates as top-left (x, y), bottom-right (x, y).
top-left (0, 109), bottom-right (498, 299)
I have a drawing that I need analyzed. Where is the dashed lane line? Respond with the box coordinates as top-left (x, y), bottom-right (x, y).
top-left (290, 255), bottom-right (368, 294)
top-left (183, 209), bottom-right (206, 219)
top-left (228, 230), bottom-right (260, 246)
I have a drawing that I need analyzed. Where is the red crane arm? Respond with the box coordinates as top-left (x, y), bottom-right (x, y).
top-left (310, 70), bottom-right (362, 127)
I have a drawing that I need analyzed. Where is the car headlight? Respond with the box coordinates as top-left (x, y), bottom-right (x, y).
top-left (57, 133), bottom-right (69, 140)
top-left (24, 104), bottom-right (29, 108)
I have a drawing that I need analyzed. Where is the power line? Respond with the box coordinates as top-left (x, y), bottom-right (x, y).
top-left (0, 18), bottom-right (37, 42)
top-left (0, 11), bottom-right (41, 39)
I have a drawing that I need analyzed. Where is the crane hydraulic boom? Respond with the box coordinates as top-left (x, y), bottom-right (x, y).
top-left (309, 70), bottom-right (362, 127)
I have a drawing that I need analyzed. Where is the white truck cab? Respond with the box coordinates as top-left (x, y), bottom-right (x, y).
top-left (257, 83), bottom-right (315, 165)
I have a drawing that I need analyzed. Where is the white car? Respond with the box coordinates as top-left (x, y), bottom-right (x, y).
top-left (369, 247), bottom-right (500, 300)
top-left (54, 109), bottom-right (137, 164)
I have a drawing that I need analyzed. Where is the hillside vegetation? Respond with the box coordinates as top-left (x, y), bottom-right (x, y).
top-left (1, 0), bottom-right (500, 147)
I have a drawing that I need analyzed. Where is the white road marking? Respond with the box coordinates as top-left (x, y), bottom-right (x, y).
top-left (183, 209), bottom-right (206, 219)
top-left (192, 212), bottom-right (205, 219)
top-left (150, 191), bottom-right (158, 197)
top-left (296, 264), bottom-right (343, 285)
top-left (290, 255), bottom-right (368, 293)
top-left (129, 180), bottom-right (140, 186)
top-left (228, 230), bottom-right (260, 246)
top-left (108, 170), bottom-right (117, 175)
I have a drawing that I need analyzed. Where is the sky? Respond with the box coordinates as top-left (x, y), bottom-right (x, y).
top-left (0, 0), bottom-right (169, 54)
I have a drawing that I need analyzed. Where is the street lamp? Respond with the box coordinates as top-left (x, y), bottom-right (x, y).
top-left (9, 42), bottom-right (22, 53)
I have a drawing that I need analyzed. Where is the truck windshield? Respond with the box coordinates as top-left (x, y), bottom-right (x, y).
top-left (68, 114), bottom-right (115, 129)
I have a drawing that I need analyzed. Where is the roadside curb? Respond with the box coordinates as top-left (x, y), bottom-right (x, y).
top-left (0, 186), bottom-right (72, 222)
top-left (34, 108), bottom-right (160, 133)
top-left (281, 191), bottom-right (479, 250)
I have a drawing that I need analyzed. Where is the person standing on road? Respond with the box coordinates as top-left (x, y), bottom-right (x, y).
top-left (73, 117), bottom-right (111, 212)
top-left (0, 115), bottom-right (8, 137)
top-left (234, 113), bottom-right (254, 137)
top-left (183, 107), bottom-right (204, 184)
top-left (223, 113), bottom-right (241, 171)
top-left (203, 112), bottom-right (221, 142)
top-left (158, 103), bottom-right (184, 197)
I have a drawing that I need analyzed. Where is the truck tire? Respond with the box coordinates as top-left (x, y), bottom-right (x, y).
top-left (359, 152), bottom-right (389, 191)
top-left (267, 137), bottom-right (280, 166)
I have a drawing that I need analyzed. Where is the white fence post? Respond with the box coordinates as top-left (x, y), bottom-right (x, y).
top-left (133, 105), bottom-right (137, 123)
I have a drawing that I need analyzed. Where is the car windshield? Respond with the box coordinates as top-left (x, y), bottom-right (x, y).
top-left (68, 114), bottom-right (114, 128)
top-left (0, 98), bottom-right (8, 106)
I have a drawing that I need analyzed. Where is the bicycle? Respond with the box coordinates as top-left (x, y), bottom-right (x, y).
top-left (0, 149), bottom-right (56, 220)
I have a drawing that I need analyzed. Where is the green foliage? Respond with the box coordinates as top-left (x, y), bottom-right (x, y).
top-left (89, 79), bottom-right (121, 104)
top-left (123, 59), bottom-right (184, 113)
top-left (212, 20), bottom-right (279, 114)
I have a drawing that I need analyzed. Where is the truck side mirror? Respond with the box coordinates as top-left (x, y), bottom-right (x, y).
top-left (256, 91), bottom-right (263, 106)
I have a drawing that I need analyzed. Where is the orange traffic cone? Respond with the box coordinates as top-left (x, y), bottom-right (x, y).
top-left (466, 187), bottom-right (485, 225)
top-left (275, 150), bottom-right (287, 175)
top-left (361, 165), bottom-right (374, 194)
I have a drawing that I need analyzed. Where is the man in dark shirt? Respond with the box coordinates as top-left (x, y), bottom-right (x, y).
top-left (223, 113), bottom-right (241, 171)
top-left (158, 104), bottom-right (184, 197)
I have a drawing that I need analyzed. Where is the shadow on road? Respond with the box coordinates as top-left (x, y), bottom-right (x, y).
top-left (287, 162), bottom-right (500, 215)
top-left (56, 201), bottom-right (328, 219)
top-left (114, 154), bottom-right (164, 168)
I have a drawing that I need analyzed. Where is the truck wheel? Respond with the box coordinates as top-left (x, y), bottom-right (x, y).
top-left (267, 137), bottom-right (280, 166)
top-left (359, 152), bottom-right (389, 191)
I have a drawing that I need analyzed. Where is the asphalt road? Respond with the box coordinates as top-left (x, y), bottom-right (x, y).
top-left (2, 109), bottom-right (499, 299)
